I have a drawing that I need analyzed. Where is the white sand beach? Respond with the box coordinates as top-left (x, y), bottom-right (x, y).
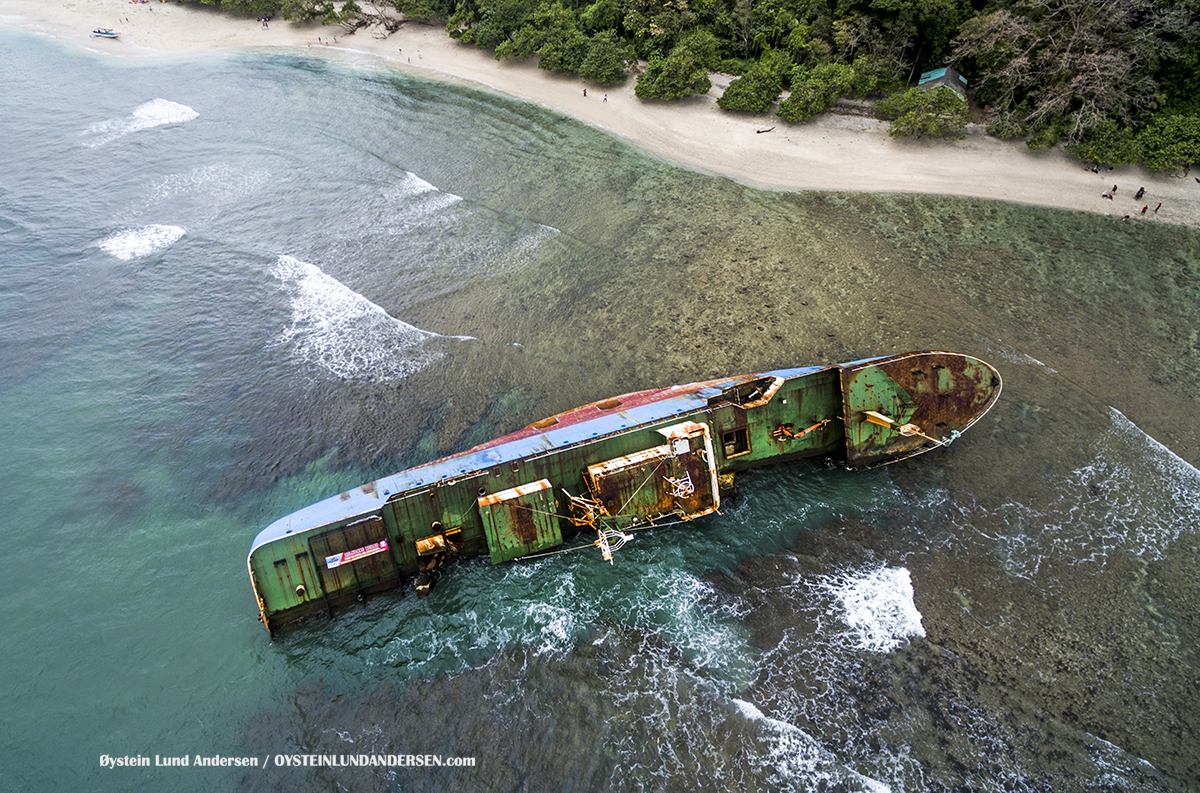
top-left (4, 0), bottom-right (1198, 226)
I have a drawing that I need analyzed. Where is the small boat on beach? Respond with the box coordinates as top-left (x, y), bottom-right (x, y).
top-left (90, 28), bottom-right (119, 39)
top-left (247, 350), bottom-right (1002, 635)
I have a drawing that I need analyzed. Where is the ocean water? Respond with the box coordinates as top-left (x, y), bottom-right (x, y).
top-left (1, 28), bottom-right (1198, 792)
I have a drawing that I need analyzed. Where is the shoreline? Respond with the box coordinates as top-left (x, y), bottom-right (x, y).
top-left (4, 0), bottom-right (1198, 227)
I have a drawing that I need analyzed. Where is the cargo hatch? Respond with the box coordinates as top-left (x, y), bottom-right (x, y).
top-left (583, 421), bottom-right (719, 526)
top-left (478, 479), bottom-right (563, 564)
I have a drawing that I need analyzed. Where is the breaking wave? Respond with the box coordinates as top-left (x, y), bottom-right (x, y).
top-left (83, 98), bottom-right (198, 147)
top-left (377, 171), bottom-right (464, 233)
top-left (952, 407), bottom-right (1200, 578)
top-left (96, 224), bottom-right (185, 260)
top-left (271, 255), bottom-right (468, 382)
top-left (733, 699), bottom-right (892, 792)
top-left (394, 170), bottom-right (461, 205)
top-left (814, 566), bottom-right (925, 654)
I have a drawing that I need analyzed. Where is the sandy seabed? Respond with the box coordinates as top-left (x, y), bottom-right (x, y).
top-left (4, 0), bottom-right (1199, 226)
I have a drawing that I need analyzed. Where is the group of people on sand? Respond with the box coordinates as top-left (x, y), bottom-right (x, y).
top-left (1098, 179), bottom-right (1163, 219)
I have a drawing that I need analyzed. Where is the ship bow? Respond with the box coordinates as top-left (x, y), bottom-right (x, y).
top-left (839, 351), bottom-right (1001, 468)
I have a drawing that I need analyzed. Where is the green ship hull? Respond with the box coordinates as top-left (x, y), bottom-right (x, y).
top-left (248, 350), bottom-right (1001, 634)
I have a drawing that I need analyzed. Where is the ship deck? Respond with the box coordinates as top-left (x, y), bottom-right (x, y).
top-left (249, 365), bottom-right (825, 554)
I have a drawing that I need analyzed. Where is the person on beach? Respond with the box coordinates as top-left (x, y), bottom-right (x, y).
top-left (1135, 187), bottom-right (1145, 199)
top-left (583, 89), bottom-right (587, 97)
top-left (1155, 203), bottom-right (1162, 213)
top-left (1142, 205), bottom-right (1148, 214)
top-left (1111, 185), bottom-right (1118, 194)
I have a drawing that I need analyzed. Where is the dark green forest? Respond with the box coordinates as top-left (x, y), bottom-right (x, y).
top-left (183, 0), bottom-right (1200, 170)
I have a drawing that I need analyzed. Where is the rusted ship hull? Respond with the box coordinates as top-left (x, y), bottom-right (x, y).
top-left (248, 351), bottom-right (1001, 634)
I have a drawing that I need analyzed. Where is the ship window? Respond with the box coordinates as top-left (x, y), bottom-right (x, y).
top-left (721, 428), bottom-right (750, 457)
top-left (708, 377), bottom-right (776, 407)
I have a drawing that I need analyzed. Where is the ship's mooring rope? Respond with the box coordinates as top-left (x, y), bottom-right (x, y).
top-left (515, 516), bottom-right (692, 561)
top-left (612, 458), bottom-right (668, 517)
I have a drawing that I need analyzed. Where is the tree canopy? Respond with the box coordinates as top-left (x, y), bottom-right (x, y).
top-left (635, 29), bottom-right (720, 99)
top-left (716, 48), bottom-right (788, 112)
top-left (876, 84), bottom-right (972, 138)
top-left (953, 0), bottom-right (1198, 143)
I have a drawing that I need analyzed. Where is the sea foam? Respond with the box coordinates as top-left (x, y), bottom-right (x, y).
top-left (272, 255), bottom-right (465, 382)
top-left (817, 566), bottom-right (925, 654)
top-left (97, 225), bottom-right (186, 260)
top-left (733, 699), bottom-right (892, 792)
top-left (128, 163), bottom-right (269, 223)
top-left (983, 339), bottom-right (1057, 372)
top-left (977, 407), bottom-right (1200, 577)
top-left (379, 171), bottom-right (463, 229)
top-left (83, 99), bottom-right (198, 147)
top-left (399, 171), bottom-right (454, 199)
